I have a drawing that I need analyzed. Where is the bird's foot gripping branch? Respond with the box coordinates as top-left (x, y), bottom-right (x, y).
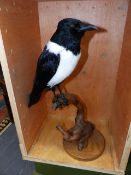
top-left (53, 93), bottom-right (105, 161)
top-left (52, 93), bottom-right (69, 110)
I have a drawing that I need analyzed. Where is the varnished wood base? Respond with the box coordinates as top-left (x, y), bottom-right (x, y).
top-left (63, 129), bottom-right (105, 161)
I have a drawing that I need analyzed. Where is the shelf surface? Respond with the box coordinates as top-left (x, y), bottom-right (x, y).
top-left (28, 106), bottom-right (117, 173)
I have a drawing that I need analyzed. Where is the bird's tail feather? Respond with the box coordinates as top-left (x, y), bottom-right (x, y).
top-left (28, 83), bottom-right (44, 108)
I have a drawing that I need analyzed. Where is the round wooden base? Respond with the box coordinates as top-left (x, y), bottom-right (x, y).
top-left (63, 129), bottom-right (105, 161)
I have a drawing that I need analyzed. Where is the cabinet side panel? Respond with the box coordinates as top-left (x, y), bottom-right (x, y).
top-left (111, 1), bottom-right (131, 168)
top-left (0, 0), bottom-right (46, 152)
top-left (0, 31), bottom-right (27, 155)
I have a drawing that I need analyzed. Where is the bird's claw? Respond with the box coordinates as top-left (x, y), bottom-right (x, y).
top-left (52, 93), bottom-right (69, 110)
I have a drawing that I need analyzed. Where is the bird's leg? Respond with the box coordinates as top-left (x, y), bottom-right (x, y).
top-left (57, 85), bottom-right (69, 106)
top-left (52, 87), bottom-right (57, 98)
top-left (57, 85), bottom-right (62, 94)
top-left (52, 85), bottom-right (69, 110)
top-left (52, 87), bottom-right (58, 109)
top-left (52, 86), bottom-right (64, 109)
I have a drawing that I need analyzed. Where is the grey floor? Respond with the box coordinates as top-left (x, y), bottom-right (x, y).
top-left (0, 124), bottom-right (35, 175)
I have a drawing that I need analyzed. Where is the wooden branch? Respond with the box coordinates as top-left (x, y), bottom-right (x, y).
top-left (52, 93), bottom-right (95, 151)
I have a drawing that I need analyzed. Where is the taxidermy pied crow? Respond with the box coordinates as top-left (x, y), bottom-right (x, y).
top-left (28, 18), bottom-right (97, 107)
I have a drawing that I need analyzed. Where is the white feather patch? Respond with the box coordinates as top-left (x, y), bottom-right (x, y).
top-left (46, 41), bottom-right (64, 55)
top-left (46, 41), bottom-right (81, 88)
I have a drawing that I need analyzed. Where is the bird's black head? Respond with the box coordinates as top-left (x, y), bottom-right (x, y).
top-left (57, 18), bottom-right (97, 38)
top-left (51, 18), bottom-right (98, 54)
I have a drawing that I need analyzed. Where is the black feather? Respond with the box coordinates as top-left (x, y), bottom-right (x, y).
top-left (28, 48), bottom-right (60, 107)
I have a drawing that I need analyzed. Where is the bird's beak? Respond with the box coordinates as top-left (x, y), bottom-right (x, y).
top-left (79, 23), bottom-right (98, 32)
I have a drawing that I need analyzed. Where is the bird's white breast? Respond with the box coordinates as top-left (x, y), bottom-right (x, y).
top-left (47, 41), bottom-right (81, 88)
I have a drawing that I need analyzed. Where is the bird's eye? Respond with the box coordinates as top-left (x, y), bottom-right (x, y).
top-left (75, 23), bottom-right (80, 31)
top-left (70, 24), bottom-right (75, 28)
top-left (75, 22), bottom-right (80, 28)
top-left (70, 23), bottom-right (80, 30)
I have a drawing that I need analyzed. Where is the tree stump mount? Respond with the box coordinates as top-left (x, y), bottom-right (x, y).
top-left (52, 93), bottom-right (105, 161)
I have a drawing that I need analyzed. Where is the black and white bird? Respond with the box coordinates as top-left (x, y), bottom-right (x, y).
top-left (28, 18), bottom-right (97, 107)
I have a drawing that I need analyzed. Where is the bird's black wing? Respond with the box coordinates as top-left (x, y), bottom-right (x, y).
top-left (35, 48), bottom-right (60, 87)
top-left (28, 48), bottom-right (60, 107)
